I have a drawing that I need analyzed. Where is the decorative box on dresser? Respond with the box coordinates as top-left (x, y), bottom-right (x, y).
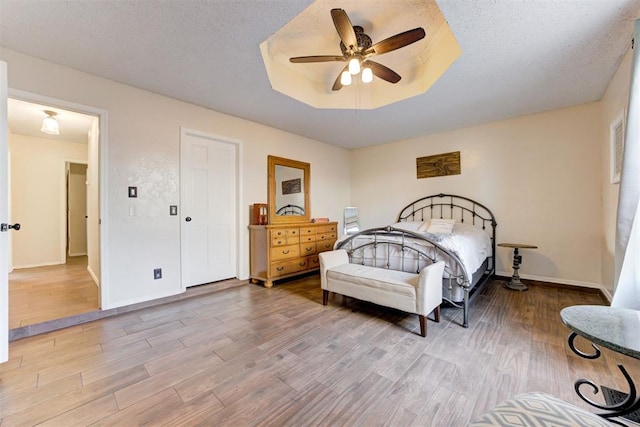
top-left (249, 221), bottom-right (338, 288)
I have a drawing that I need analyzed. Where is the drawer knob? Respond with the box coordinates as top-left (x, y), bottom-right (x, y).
top-left (283, 250), bottom-right (290, 254)
top-left (277, 266), bottom-right (284, 271)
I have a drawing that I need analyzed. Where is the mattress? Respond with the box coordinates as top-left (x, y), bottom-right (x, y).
top-left (336, 221), bottom-right (492, 303)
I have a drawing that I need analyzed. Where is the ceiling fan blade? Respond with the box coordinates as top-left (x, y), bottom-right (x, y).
top-left (331, 8), bottom-right (357, 51)
top-left (332, 65), bottom-right (349, 91)
top-left (290, 55), bottom-right (346, 63)
top-left (364, 27), bottom-right (426, 56)
top-left (367, 61), bottom-right (401, 84)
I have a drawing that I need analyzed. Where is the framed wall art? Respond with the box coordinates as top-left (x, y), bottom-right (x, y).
top-left (416, 151), bottom-right (461, 179)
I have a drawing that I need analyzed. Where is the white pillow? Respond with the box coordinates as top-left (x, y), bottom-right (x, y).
top-left (425, 218), bottom-right (456, 234)
top-left (391, 221), bottom-right (424, 232)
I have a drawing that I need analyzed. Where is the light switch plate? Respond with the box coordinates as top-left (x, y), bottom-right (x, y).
top-left (128, 186), bottom-right (137, 198)
top-left (170, 205), bottom-right (178, 216)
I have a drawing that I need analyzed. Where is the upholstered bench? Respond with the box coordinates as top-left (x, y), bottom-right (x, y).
top-left (319, 249), bottom-right (444, 337)
top-left (470, 392), bottom-right (612, 426)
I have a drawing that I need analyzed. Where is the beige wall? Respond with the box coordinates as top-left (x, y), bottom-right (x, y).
top-left (600, 48), bottom-right (632, 296)
top-left (9, 133), bottom-right (87, 268)
top-left (3, 43), bottom-right (630, 304)
top-left (1, 48), bottom-right (350, 308)
top-left (350, 103), bottom-right (603, 287)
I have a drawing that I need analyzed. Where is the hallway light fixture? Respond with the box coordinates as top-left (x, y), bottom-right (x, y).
top-left (41, 110), bottom-right (60, 135)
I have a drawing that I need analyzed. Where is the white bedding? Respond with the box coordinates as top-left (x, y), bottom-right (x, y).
top-left (336, 221), bottom-right (492, 282)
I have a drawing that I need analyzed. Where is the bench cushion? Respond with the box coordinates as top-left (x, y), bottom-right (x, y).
top-left (469, 392), bottom-right (612, 426)
top-left (326, 263), bottom-right (419, 314)
top-left (327, 264), bottom-right (418, 297)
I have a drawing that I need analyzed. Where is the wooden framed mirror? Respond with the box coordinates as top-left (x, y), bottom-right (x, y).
top-left (268, 155), bottom-right (310, 224)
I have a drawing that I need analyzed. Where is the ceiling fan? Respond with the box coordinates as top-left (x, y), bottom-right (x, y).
top-left (289, 8), bottom-right (426, 91)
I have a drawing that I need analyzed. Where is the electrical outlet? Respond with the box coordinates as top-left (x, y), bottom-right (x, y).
top-left (170, 205), bottom-right (178, 216)
top-left (154, 268), bottom-right (162, 280)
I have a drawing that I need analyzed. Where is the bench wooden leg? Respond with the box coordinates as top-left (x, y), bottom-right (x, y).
top-left (419, 315), bottom-right (427, 337)
top-left (434, 305), bottom-right (440, 323)
top-left (322, 290), bottom-right (329, 306)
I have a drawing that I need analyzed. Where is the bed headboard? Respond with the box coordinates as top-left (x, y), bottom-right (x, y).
top-left (397, 193), bottom-right (498, 268)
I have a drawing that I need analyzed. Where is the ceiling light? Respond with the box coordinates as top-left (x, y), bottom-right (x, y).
top-left (340, 70), bottom-right (352, 86)
top-left (361, 66), bottom-right (373, 84)
top-left (41, 110), bottom-right (59, 135)
top-left (348, 57), bottom-right (360, 75)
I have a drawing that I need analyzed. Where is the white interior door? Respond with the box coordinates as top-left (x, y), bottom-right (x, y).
top-left (180, 130), bottom-right (237, 288)
top-left (1, 61), bottom-right (9, 363)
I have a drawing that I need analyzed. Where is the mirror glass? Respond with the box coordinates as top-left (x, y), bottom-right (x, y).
top-left (344, 207), bottom-right (359, 234)
top-left (268, 155), bottom-right (310, 224)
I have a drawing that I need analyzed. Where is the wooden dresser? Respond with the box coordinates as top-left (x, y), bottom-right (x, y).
top-left (249, 221), bottom-right (338, 287)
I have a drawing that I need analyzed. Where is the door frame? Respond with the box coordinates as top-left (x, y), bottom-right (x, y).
top-left (179, 127), bottom-right (243, 292)
top-left (62, 160), bottom-right (89, 260)
top-left (8, 89), bottom-right (109, 308)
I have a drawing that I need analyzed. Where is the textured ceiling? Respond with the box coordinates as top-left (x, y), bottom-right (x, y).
top-left (260, 0), bottom-right (461, 109)
top-left (1, 0), bottom-right (639, 149)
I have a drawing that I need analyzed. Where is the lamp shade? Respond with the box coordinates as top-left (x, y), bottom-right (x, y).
top-left (361, 66), bottom-right (373, 83)
top-left (340, 70), bottom-right (352, 86)
top-left (41, 110), bottom-right (59, 135)
top-left (348, 57), bottom-right (360, 75)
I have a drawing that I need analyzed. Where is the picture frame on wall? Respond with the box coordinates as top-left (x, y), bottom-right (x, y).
top-left (610, 110), bottom-right (625, 184)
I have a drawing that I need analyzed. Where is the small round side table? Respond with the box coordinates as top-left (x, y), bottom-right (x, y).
top-left (497, 243), bottom-right (538, 291)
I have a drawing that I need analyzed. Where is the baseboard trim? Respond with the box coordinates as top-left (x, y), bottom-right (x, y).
top-left (9, 278), bottom-right (248, 342)
top-left (87, 265), bottom-right (99, 287)
top-left (12, 261), bottom-right (65, 270)
top-left (493, 275), bottom-right (609, 303)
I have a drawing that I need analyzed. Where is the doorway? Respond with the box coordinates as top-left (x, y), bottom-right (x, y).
top-left (7, 97), bottom-right (102, 329)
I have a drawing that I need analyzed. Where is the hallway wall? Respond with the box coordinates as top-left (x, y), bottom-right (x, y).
top-left (9, 132), bottom-right (87, 268)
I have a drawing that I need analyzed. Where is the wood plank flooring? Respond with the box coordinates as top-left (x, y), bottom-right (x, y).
top-left (9, 256), bottom-right (99, 329)
top-left (2, 275), bottom-right (638, 426)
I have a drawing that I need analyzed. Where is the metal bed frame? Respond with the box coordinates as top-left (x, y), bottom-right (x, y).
top-left (335, 194), bottom-right (497, 328)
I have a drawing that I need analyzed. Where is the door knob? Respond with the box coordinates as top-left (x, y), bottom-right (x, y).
top-left (185, 217), bottom-right (192, 222)
top-left (0, 223), bottom-right (21, 232)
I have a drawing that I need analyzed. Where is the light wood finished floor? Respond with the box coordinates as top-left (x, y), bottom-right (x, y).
top-left (2, 276), bottom-right (638, 426)
top-left (9, 256), bottom-right (99, 329)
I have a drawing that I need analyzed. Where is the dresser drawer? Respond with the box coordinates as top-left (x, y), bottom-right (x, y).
top-left (317, 232), bottom-right (337, 242)
top-left (300, 234), bottom-right (316, 243)
top-left (316, 224), bottom-right (337, 233)
top-left (270, 244), bottom-right (300, 261)
top-left (270, 228), bottom-right (299, 240)
top-left (307, 255), bottom-right (320, 270)
top-left (271, 235), bottom-right (299, 246)
top-left (316, 240), bottom-right (335, 253)
top-left (300, 242), bottom-right (317, 256)
top-left (300, 227), bottom-right (316, 236)
top-left (271, 257), bottom-right (308, 277)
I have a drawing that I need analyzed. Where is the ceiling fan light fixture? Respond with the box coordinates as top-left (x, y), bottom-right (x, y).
top-left (361, 66), bottom-right (373, 83)
top-left (348, 57), bottom-right (360, 75)
top-left (340, 70), bottom-right (352, 86)
top-left (41, 110), bottom-right (60, 135)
